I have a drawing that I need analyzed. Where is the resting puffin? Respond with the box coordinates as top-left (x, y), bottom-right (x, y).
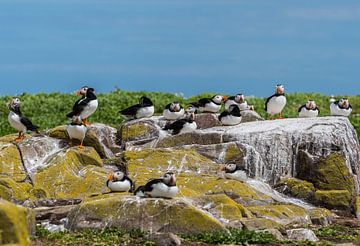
top-left (163, 102), bottom-right (185, 120)
top-left (190, 95), bottom-right (226, 113)
top-left (298, 100), bottom-right (320, 118)
top-left (224, 94), bottom-right (248, 111)
top-left (265, 84), bottom-right (287, 119)
top-left (330, 98), bottom-right (352, 117)
top-left (107, 170), bottom-right (134, 193)
top-left (220, 164), bottom-right (248, 182)
top-left (163, 107), bottom-right (197, 135)
top-left (134, 172), bottom-right (178, 198)
top-left (119, 96), bottom-right (154, 120)
top-left (66, 116), bottom-right (87, 148)
top-left (218, 104), bottom-right (242, 126)
top-left (8, 97), bottom-right (39, 142)
top-left (66, 87), bottom-right (98, 125)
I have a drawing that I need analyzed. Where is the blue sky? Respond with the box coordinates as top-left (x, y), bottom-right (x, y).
top-left (0, 0), bottom-right (359, 97)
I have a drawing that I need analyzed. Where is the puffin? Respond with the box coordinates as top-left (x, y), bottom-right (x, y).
top-left (190, 95), bottom-right (226, 113)
top-left (8, 97), bottom-right (39, 142)
top-left (163, 102), bottom-right (185, 120)
top-left (265, 84), bottom-right (287, 119)
top-left (107, 170), bottom-right (134, 193)
top-left (330, 98), bottom-right (352, 117)
top-left (224, 94), bottom-right (248, 111)
top-left (134, 172), bottom-right (178, 198)
top-left (66, 116), bottom-right (88, 148)
top-left (220, 164), bottom-right (248, 182)
top-left (163, 107), bottom-right (197, 135)
top-left (298, 100), bottom-right (320, 118)
top-left (119, 96), bottom-right (154, 120)
top-left (66, 87), bottom-right (98, 125)
top-left (218, 104), bottom-right (242, 126)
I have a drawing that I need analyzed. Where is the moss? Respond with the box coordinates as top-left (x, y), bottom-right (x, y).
top-left (120, 122), bottom-right (153, 142)
top-left (240, 218), bottom-right (284, 231)
top-left (0, 200), bottom-right (35, 246)
top-left (0, 178), bottom-right (41, 202)
top-left (314, 190), bottom-right (351, 210)
top-left (356, 196), bottom-right (360, 219)
top-left (0, 144), bottom-right (27, 182)
top-left (275, 178), bottom-right (315, 201)
top-left (224, 143), bottom-right (243, 164)
top-left (156, 132), bottom-right (223, 148)
top-left (309, 208), bottom-right (333, 225)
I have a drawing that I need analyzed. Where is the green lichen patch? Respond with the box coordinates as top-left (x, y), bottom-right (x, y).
top-left (314, 190), bottom-right (352, 210)
top-left (0, 144), bottom-right (26, 182)
top-left (275, 178), bottom-right (315, 201)
top-left (224, 143), bottom-right (243, 164)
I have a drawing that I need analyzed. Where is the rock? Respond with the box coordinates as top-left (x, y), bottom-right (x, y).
top-left (314, 190), bottom-right (352, 210)
top-left (0, 143), bottom-right (27, 182)
top-left (259, 229), bottom-right (285, 241)
top-left (194, 114), bottom-right (221, 129)
top-left (67, 194), bottom-right (225, 234)
top-left (149, 233), bottom-right (182, 246)
top-left (356, 196), bottom-right (360, 219)
top-left (0, 177), bottom-right (45, 203)
top-left (309, 208), bottom-right (333, 226)
top-left (286, 228), bottom-right (319, 242)
top-left (240, 218), bottom-right (284, 232)
top-left (0, 200), bottom-right (35, 246)
top-left (274, 178), bottom-right (315, 201)
top-left (35, 205), bottom-right (77, 224)
top-left (240, 110), bottom-right (264, 123)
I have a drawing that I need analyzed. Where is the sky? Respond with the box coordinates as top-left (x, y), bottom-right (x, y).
top-left (0, 0), bottom-right (359, 97)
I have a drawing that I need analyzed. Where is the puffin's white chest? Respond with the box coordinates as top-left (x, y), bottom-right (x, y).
top-left (220, 115), bottom-right (242, 126)
top-left (108, 180), bottom-right (131, 192)
top-left (199, 102), bottom-right (221, 113)
top-left (136, 106), bottom-right (154, 119)
top-left (267, 96), bottom-right (286, 114)
top-left (225, 170), bottom-right (248, 182)
top-left (225, 101), bottom-right (248, 111)
top-left (330, 103), bottom-right (352, 117)
top-left (80, 99), bottom-right (98, 119)
top-left (148, 183), bottom-right (179, 198)
top-left (163, 108), bottom-right (185, 120)
top-left (8, 112), bottom-right (26, 132)
top-left (67, 125), bottom-right (87, 141)
top-left (180, 121), bottom-right (197, 134)
top-left (299, 108), bottom-right (319, 118)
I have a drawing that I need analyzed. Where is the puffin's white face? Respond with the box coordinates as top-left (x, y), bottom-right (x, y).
top-left (235, 94), bottom-right (245, 103)
top-left (77, 86), bottom-right (89, 96)
top-left (111, 171), bottom-right (125, 181)
top-left (186, 106), bottom-right (196, 114)
top-left (163, 172), bottom-right (176, 185)
top-left (10, 97), bottom-right (21, 108)
top-left (339, 98), bottom-right (350, 108)
top-left (170, 102), bottom-right (181, 112)
top-left (225, 164), bottom-right (237, 172)
top-left (306, 100), bottom-right (316, 109)
top-left (275, 85), bottom-right (285, 94)
top-left (212, 95), bottom-right (224, 104)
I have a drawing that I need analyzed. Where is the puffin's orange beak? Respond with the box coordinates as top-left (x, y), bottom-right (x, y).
top-left (108, 174), bottom-right (113, 181)
top-left (222, 96), bottom-right (228, 102)
top-left (170, 175), bottom-right (177, 185)
top-left (76, 90), bottom-right (81, 96)
top-left (219, 165), bottom-right (226, 171)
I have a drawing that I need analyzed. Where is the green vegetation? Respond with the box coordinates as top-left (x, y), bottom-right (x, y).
top-left (0, 90), bottom-right (359, 137)
top-left (315, 224), bottom-right (359, 242)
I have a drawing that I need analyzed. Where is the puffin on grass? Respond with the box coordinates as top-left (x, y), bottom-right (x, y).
top-left (134, 172), bottom-right (178, 198)
top-left (190, 95), bottom-right (226, 113)
top-left (163, 102), bottom-right (185, 120)
top-left (330, 98), bottom-right (352, 117)
top-left (298, 100), bottom-right (320, 118)
top-left (66, 116), bottom-right (87, 149)
top-left (8, 97), bottom-right (39, 142)
top-left (107, 170), bottom-right (134, 193)
top-left (119, 96), bottom-right (154, 120)
top-left (163, 107), bottom-right (197, 135)
top-left (218, 104), bottom-right (242, 126)
top-left (224, 94), bottom-right (248, 111)
top-left (66, 87), bottom-right (98, 125)
top-left (265, 84), bottom-right (287, 120)
top-left (220, 164), bottom-right (248, 182)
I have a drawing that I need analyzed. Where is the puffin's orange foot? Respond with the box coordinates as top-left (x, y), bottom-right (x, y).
top-left (84, 122), bottom-right (91, 126)
top-left (15, 137), bottom-right (22, 142)
top-left (78, 145), bottom-right (84, 149)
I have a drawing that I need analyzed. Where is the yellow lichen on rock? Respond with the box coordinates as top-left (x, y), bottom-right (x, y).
top-left (314, 190), bottom-right (352, 209)
top-left (0, 144), bottom-right (26, 182)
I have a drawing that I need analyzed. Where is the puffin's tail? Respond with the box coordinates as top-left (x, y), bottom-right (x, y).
top-left (66, 111), bottom-right (75, 118)
top-left (134, 186), bottom-right (145, 197)
top-left (29, 124), bottom-right (40, 133)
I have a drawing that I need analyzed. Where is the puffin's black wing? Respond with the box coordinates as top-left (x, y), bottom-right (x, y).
top-left (66, 98), bottom-right (90, 118)
top-left (264, 94), bottom-right (275, 111)
top-left (298, 105), bottom-right (306, 113)
top-left (125, 176), bottom-right (134, 193)
top-left (218, 111), bottom-right (230, 121)
top-left (164, 103), bottom-right (171, 110)
top-left (164, 119), bottom-right (187, 135)
top-left (315, 107), bottom-right (320, 114)
top-left (20, 116), bottom-right (39, 132)
top-left (143, 178), bottom-right (164, 191)
top-left (190, 98), bottom-right (211, 108)
top-left (225, 96), bottom-right (235, 102)
top-left (119, 104), bottom-right (140, 117)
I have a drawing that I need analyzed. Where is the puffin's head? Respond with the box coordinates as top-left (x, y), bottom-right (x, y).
top-left (9, 97), bottom-right (21, 109)
top-left (186, 106), bottom-right (196, 119)
top-left (76, 86), bottom-right (89, 96)
top-left (220, 163), bottom-right (238, 173)
top-left (139, 96), bottom-right (153, 106)
top-left (212, 95), bottom-right (225, 104)
top-left (339, 98), bottom-right (350, 108)
top-left (275, 84), bottom-right (285, 94)
top-left (306, 100), bottom-right (317, 109)
top-left (109, 171), bottom-right (125, 182)
top-left (170, 102), bottom-right (181, 112)
top-left (163, 172), bottom-right (176, 186)
top-left (86, 87), bottom-right (96, 96)
top-left (235, 94), bottom-right (245, 103)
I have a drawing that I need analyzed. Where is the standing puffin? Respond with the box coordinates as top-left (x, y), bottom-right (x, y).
top-left (265, 84), bottom-right (287, 119)
top-left (330, 98), bottom-right (352, 117)
top-left (220, 164), bottom-right (248, 182)
top-left (163, 107), bottom-right (197, 135)
top-left (8, 97), bottom-right (39, 142)
top-left (224, 94), bottom-right (248, 111)
top-left (134, 172), bottom-right (178, 198)
top-left (107, 170), bottom-right (134, 193)
top-left (218, 104), bottom-right (242, 126)
top-left (163, 102), bottom-right (185, 120)
top-left (66, 116), bottom-right (87, 148)
top-left (66, 87), bottom-right (98, 125)
top-left (298, 100), bottom-right (320, 118)
top-left (190, 95), bottom-right (226, 113)
top-left (119, 96), bottom-right (154, 120)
